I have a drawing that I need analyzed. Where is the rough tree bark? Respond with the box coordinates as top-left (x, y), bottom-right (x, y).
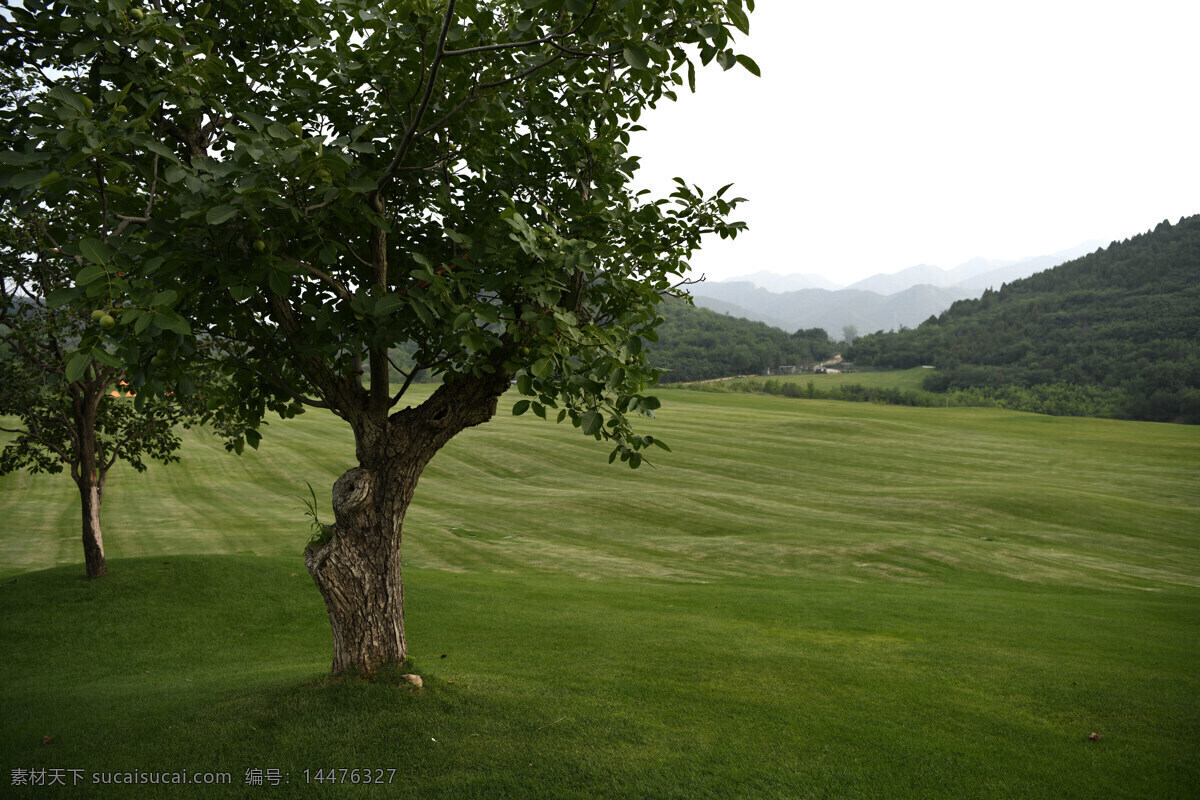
top-left (304, 370), bottom-right (511, 675)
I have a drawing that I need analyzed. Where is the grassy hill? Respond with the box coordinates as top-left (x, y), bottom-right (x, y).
top-left (2, 389), bottom-right (1198, 798)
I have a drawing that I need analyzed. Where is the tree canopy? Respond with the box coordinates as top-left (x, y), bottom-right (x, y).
top-left (0, 213), bottom-right (208, 578)
top-left (2, 0), bottom-right (753, 459)
top-left (2, 0), bottom-right (757, 672)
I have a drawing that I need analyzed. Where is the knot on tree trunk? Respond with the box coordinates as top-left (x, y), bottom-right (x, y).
top-left (332, 467), bottom-right (374, 525)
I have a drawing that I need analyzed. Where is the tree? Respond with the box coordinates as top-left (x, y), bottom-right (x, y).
top-left (0, 217), bottom-right (207, 579)
top-left (2, 0), bottom-right (756, 673)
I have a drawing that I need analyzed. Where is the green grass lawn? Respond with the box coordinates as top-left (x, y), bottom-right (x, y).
top-left (2, 389), bottom-right (1198, 798)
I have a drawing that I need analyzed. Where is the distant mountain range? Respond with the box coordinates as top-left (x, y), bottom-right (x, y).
top-left (689, 242), bottom-right (1103, 338)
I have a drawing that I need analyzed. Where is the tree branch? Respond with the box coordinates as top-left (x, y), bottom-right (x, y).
top-left (442, 1), bottom-right (592, 57)
top-left (416, 52), bottom-right (564, 140)
top-left (286, 257), bottom-right (355, 303)
top-left (9, 417), bottom-right (75, 467)
top-left (265, 293), bottom-right (364, 416)
top-left (379, 0), bottom-right (457, 187)
top-left (197, 324), bottom-right (334, 411)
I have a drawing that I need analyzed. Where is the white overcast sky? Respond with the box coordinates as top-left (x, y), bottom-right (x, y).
top-left (631, 0), bottom-right (1200, 285)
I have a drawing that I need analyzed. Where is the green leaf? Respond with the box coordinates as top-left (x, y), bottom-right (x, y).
top-left (516, 373), bottom-right (534, 395)
top-left (735, 54), bottom-right (761, 77)
top-left (375, 295), bottom-right (405, 316)
top-left (140, 139), bottom-right (180, 162)
top-left (93, 349), bottom-right (122, 368)
top-left (228, 284), bottom-right (253, 302)
top-left (346, 177), bottom-right (377, 193)
top-left (727, 5), bottom-right (751, 35)
top-left (155, 310), bottom-right (191, 335)
top-left (206, 205), bottom-right (238, 225)
top-left (46, 287), bottom-right (80, 307)
top-left (581, 409), bottom-right (603, 437)
top-left (531, 357), bottom-right (554, 379)
top-left (65, 351), bottom-right (92, 383)
top-left (268, 271), bottom-right (291, 297)
top-left (512, 399), bottom-right (531, 416)
top-left (75, 265), bottom-right (107, 287)
top-left (9, 171), bottom-right (50, 189)
top-left (152, 290), bottom-right (178, 307)
top-left (0, 151), bottom-right (39, 166)
top-left (238, 110), bottom-right (267, 132)
top-left (623, 44), bottom-right (650, 71)
top-left (78, 238), bottom-right (111, 266)
top-left (411, 300), bottom-right (434, 327)
top-left (445, 229), bottom-right (473, 248)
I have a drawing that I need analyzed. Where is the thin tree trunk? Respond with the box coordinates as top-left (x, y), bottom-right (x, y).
top-left (73, 384), bottom-right (107, 580)
top-left (79, 479), bottom-right (107, 579)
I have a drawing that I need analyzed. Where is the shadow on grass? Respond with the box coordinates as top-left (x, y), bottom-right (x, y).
top-left (2, 555), bottom-right (1198, 799)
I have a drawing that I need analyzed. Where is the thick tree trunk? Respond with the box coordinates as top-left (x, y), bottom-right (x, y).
top-left (305, 372), bottom-right (511, 675)
top-left (79, 480), bottom-right (107, 579)
top-left (305, 466), bottom-right (411, 674)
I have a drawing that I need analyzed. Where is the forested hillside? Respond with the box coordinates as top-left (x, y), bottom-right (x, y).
top-left (649, 299), bottom-right (836, 383)
top-left (848, 216), bottom-right (1200, 422)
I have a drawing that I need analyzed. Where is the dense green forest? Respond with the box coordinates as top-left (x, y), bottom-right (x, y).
top-left (847, 216), bottom-right (1200, 423)
top-left (648, 299), bottom-right (836, 382)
